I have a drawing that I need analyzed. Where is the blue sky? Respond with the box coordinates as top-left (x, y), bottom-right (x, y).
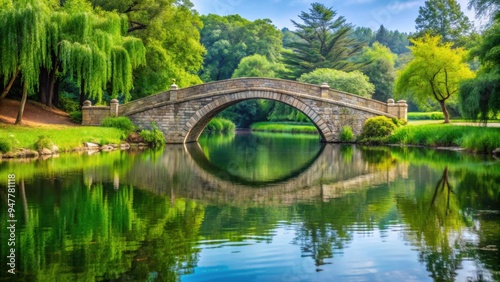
top-left (191, 0), bottom-right (477, 33)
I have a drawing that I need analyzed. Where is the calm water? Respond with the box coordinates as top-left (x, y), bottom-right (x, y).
top-left (1, 132), bottom-right (499, 282)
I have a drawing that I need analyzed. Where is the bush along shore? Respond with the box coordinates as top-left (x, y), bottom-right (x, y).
top-left (357, 116), bottom-right (500, 155)
top-left (0, 117), bottom-right (166, 159)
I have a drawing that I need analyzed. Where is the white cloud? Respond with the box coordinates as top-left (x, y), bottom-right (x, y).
top-left (387, 0), bottom-right (422, 12)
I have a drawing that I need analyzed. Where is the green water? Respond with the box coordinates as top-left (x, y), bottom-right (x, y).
top-left (0, 132), bottom-right (499, 281)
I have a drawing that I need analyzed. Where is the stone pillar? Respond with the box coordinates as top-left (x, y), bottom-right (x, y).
top-left (82, 100), bottom-right (92, 125)
top-left (320, 82), bottom-right (330, 98)
top-left (110, 99), bottom-right (119, 117)
top-left (397, 100), bottom-right (408, 120)
top-left (170, 83), bottom-right (178, 101)
top-left (386, 99), bottom-right (398, 118)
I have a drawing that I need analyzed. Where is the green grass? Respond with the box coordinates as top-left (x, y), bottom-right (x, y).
top-left (387, 124), bottom-right (500, 153)
top-left (250, 122), bottom-right (318, 134)
top-left (407, 112), bottom-right (445, 120)
top-left (0, 124), bottom-right (123, 152)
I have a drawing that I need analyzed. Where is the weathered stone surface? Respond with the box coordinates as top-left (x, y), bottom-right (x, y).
top-left (85, 142), bottom-right (100, 149)
top-left (101, 145), bottom-right (113, 151)
top-left (82, 78), bottom-right (407, 143)
top-left (493, 148), bottom-right (500, 155)
top-left (39, 148), bottom-right (53, 155)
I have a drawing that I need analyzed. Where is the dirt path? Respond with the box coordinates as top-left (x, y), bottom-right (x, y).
top-left (0, 99), bottom-right (76, 126)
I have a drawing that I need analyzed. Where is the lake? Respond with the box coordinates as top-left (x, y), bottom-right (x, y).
top-left (1, 132), bottom-right (499, 281)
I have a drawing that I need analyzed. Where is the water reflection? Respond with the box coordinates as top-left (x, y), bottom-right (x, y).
top-left (0, 134), bottom-right (499, 281)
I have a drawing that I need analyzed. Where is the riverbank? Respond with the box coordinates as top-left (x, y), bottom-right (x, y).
top-left (250, 122), bottom-right (318, 134)
top-left (0, 124), bottom-right (142, 159)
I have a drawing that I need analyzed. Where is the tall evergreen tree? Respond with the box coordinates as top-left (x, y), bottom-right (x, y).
top-left (281, 2), bottom-right (365, 79)
top-left (415, 0), bottom-right (473, 45)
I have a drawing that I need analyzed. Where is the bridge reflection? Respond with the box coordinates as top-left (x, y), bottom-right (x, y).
top-left (83, 143), bottom-right (408, 205)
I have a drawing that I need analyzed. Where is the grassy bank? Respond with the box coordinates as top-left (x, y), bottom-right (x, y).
top-left (387, 124), bottom-right (500, 153)
top-left (0, 124), bottom-right (123, 152)
top-left (250, 122), bottom-right (318, 134)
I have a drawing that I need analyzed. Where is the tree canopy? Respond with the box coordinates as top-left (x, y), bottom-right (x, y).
top-left (357, 42), bottom-right (397, 102)
top-left (459, 16), bottom-right (500, 122)
top-left (199, 14), bottom-right (282, 82)
top-left (415, 0), bottom-right (473, 45)
top-left (298, 68), bottom-right (375, 98)
top-left (282, 2), bottom-right (365, 79)
top-left (395, 35), bottom-right (475, 123)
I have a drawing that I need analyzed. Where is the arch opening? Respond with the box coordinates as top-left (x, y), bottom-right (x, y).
top-left (183, 91), bottom-right (333, 143)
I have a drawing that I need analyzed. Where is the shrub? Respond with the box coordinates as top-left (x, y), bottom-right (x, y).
top-left (407, 112), bottom-right (445, 120)
top-left (0, 138), bottom-right (12, 153)
top-left (101, 117), bottom-right (136, 134)
top-left (339, 126), bottom-right (354, 142)
top-left (140, 123), bottom-right (166, 148)
top-left (58, 95), bottom-right (80, 113)
top-left (204, 118), bottom-right (236, 134)
top-left (35, 136), bottom-right (54, 150)
top-left (69, 111), bottom-right (82, 123)
top-left (359, 116), bottom-right (398, 143)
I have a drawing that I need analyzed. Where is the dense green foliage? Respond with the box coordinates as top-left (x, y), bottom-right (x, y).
top-left (395, 35), bottom-right (475, 123)
top-left (204, 117), bottom-right (236, 134)
top-left (139, 123), bottom-right (166, 148)
top-left (232, 54), bottom-right (286, 78)
top-left (415, 0), bottom-right (473, 45)
top-left (34, 135), bottom-right (54, 150)
top-left (282, 3), bottom-right (364, 79)
top-left (358, 116), bottom-right (399, 143)
top-left (356, 42), bottom-right (397, 102)
top-left (298, 68), bottom-right (374, 98)
top-left (101, 116), bottom-right (136, 134)
top-left (339, 126), bottom-right (355, 142)
top-left (0, 138), bottom-right (12, 152)
top-left (250, 122), bottom-right (318, 134)
top-left (199, 15), bottom-right (282, 82)
top-left (407, 112), bottom-right (445, 120)
top-left (459, 16), bottom-right (500, 122)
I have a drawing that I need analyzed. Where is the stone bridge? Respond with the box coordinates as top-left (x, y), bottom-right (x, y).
top-left (82, 78), bottom-right (407, 143)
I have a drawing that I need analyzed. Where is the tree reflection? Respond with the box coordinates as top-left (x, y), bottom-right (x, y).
top-left (397, 166), bottom-right (470, 281)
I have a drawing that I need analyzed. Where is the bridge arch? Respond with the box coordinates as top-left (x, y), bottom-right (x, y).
top-left (81, 78), bottom-right (408, 143)
top-left (183, 90), bottom-right (332, 143)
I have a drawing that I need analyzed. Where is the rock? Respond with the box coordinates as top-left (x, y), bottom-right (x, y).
top-left (52, 145), bottom-right (59, 154)
top-left (39, 148), bottom-right (53, 155)
top-left (120, 142), bottom-right (130, 150)
top-left (493, 148), bottom-right (500, 155)
top-left (101, 145), bottom-right (113, 151)
top-left (126, 132), bottom-right (145, 143)
top-left (84, 142), bottom-right (100, 150)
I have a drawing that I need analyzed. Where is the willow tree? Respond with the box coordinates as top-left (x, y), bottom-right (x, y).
top-left (0, 0), bottom-right (52, 124)
top-left (55, 5), bottom-right (146, 104)
top-left (395, 35), bottom-right (475, 123)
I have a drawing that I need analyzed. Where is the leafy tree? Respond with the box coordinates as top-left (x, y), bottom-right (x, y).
top-left (232, 54), bottom-right (286, 78)
top-left (415, 0), bottom-right (473, 45)
top-left (200, 14), bottom-right (282, 82)
top-left (459, 17), bottom-right (500, 122)
top-left (92, 0), bottom-right (205, 96)
top-left (351, 27), bottom-right (374, 45)
top-left (0, 0), bottom-right (53, 123)
top-left (374, 25), bottom-right (410, 55)
top-left (282, 2), bottom-right (365, 79)
top-left (357, 42), bottom-right (397, 102)
top-left (395, 35), bottom-right (475, 123)
top-left (298, 68), bottom-right (375, 98)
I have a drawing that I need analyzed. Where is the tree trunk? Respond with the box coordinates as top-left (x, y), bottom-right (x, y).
top-left (79, 80), bottom-right (86, 107)
top-left (15, 83), bottom-right (28, 125)
top-left (0, 69), bottom-right (20, 99)
top-left (439, 100), bottom-right (450, 124)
